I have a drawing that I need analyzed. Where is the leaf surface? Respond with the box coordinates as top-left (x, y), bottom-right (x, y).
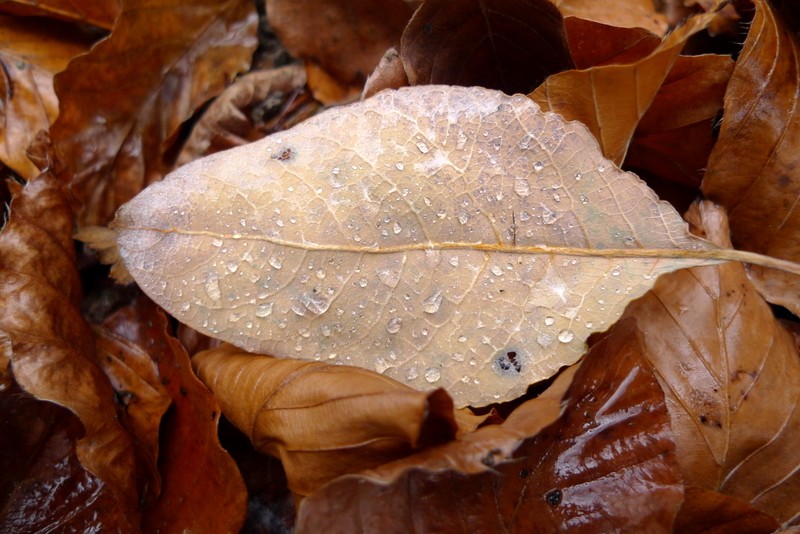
top-left (112, 85), bottom-right (741, 407)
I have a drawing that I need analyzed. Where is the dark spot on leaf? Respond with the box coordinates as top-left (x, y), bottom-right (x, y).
top-left (271, 147), bottom-right (295, 162)
top-left (423, 22), bottom-right (433, 36)
top-left (211, 410), bottom-right (217, 420)
top-left (545, 489), bottom-right (562, 506)
top-left (519, 468), bottom-right (529, 478)
top-left (179, 386), bottom-right (188, 396)
top-left (481, 448), bottom-right (502, 467)
top-left (494, 349), bottom-right (523, 375)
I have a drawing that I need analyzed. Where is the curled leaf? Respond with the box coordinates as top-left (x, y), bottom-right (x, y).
top-left (109, 85), bottom-right (797, 407)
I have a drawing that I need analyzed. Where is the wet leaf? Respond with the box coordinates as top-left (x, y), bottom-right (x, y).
top-left (0, 0), bottom-right (120, 29)
top-left (0, 174), bottom-right (140, 526)
top-left (621, 202), bottom-right (800, 523)
top-left (400, 0), bottom-right (573, 94)
top-left (295, 319), bottom-right (683, 533)
top-left (530, 10), bottom-right (717, 164)
top-left (553, 0), bottom-right (668, 35)
top-left (267, 0), bottom-right (412, 96)
top-left (108, 84), bottom-right (799, 408)
top-left (50, 0), bottom-right (258, 225)
top-left (701, 0), bottom-right (800, 316)
top-left (192, 343), bottom-right (471, 496)
top-left (0, 15), bottom-right (93, 179)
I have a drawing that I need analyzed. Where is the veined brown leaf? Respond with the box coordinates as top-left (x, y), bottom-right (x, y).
top-left (104, 85), bottom-right (800, 407)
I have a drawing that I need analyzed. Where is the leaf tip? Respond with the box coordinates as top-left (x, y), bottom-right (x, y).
top-left (74, 225), bottom-right (134, 284)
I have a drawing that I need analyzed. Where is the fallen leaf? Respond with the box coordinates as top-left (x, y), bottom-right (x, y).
top-left (0, 15), bottom-right (93, 179)
top-left (107, 85), bottom-right (799, 408)
top-left (177, 64), bottom-right (310, 166)
top-left (701, 0), bottom-right (800, 316)
top-left (563, 17), bottom-right (660, 70)
top-left (621, 201), bottom-right (800, 523)
top-left (192, 343), bottom-right (468, 496)
top-left (362, 47), bottom-right (409, 98)
top-left (50, 0), bottom-right (258, 225)
top-left (625, 54), bottom-right (734, 207)
top-left (0, 174), bottom-right (140, 526)
top-left (530, 10), bottom-right (717, 164)
top-left (553, 0), bottom-right (668, 35)
top-left (673, 486), bottom-right (779, 534)
top-left (400, 0), bottom-right (573, 94)
top-left (294, 319), bottom-right (684, 533)
top-left (267, 0), bottom-right (412, 95)
top-left (0, 0), bottom-right (119, 29)
top-left (0, 385), bottom-right (135, 532)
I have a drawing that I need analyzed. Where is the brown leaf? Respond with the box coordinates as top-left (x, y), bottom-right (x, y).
top-left (50, 0), bottom-right (258, 225)
top-left (105, 84), bottom-right (798, 409)
top-left (621, 201), bottom-right (800, 523)
top-left (294, 319), bottom-right (683, 533)
top-left (400, 0), bottom-right (573, 94)
top-left (674, 486), bottom-right (779, 534)
top-left (0, 0), bottom-right (120, 29)
top-left (625, 54), bottom-right (734, 207)
top-left (0, 174), bottom-right (140, 526)
top-left (530, 10), bottom-right (717, 164)
top-left (563, 17), bottom-right (660, 69)
top-left (192, 343), bottom-right (467, 496)
top-left (553, 0), bottom-right (668, 35)
top-left (101, 296), bottom-right (248, 533)
top-left (0, 15), bottom-right (93, 179)
top-left (362, 46), bottom-right (409, 98)
top-left (701, 0), bottom-right (800, 316)
top-left (177, 64), bottom-right (310, 166)
top-left (0, 385), bottom-right (135, 532)
top-left (267, 0), bottom-right (412, 93)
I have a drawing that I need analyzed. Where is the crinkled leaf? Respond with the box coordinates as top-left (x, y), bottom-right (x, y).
top-left (553, 0), bottom-right (667, 35)
top-left (530, 10), bottom-right (717, 164)
top-left (701, 0), bottom-right (800, 316)
top-left (109, 84), bottom-right (798, 408)
top-left (621, 202), bottom-right (800, 523)
top-left (0, 0), bottom-right (119, 29)
top-left (0, 15), bottom-right (93, 179)
top-left (0, 174), bottom-right (140, 526)
top-left (563, 17), bottom-right (660, 69)
top-left (51, 0), bottom-right (258, 225)
top-left (400, 0), bottom-right (573, 94)
top-left (192, 343), bottom-right (474, 496)
top-left (295, 319), bottom-right (683, 533)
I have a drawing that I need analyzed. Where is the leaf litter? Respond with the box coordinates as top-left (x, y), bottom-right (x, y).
top-left (4, 0), bottom-right (800, 531)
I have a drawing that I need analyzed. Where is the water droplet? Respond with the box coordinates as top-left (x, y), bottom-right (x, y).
top-left (491, 265), bottom-right (503, 276)
top-left (579, 194), bottom-right (589, 204)
top-left (436, 209), bottom-right (447, 219)
top-left (544, 316), bottom-right (555, 326)
top-left (211, 238), bottom-right (223, 247)
top-left (393, 222), bottom-right (402, 234)
top-left (416, 141), bottom-right (429, 154)
top-left (586, 321), bottom-right (594, 328)
top-left (424, 367), bottom-right (441, 383)
top-left (574, 172), bottom-right (582, 181)
top-left (541, 206), bottom-right (557, 225)
top-left (374, 356), bottom-right (391, 373)
top-left (449, 256), bottom-right (459, 267)
top-left (331, 166), bottom-right (340, 175)
top-left (611, 269), bottom-right (620, 277)
top-left (624, 236), bottom-right (636, 245)
top-left (291, 293), bottom-right (330, 317)
top-left (386, 317), bottom-right (402, 334)
top-left (458, 212), bottom-right (469, 224)
top-left (598, 164), bottom-right (606, 172)
top-left (558, 329), bottom-right (575, 343)
top-left (255, 302), bottom-right (273, 317)
top-left (537, 333), bottom-right (553, 347)
top-left (452, 352), bottom-right (465, 362)
top-left (395, 162), bottom-right (404, 170)
top-left (205, 277), bottom-right (221, 301)
top-left (534, 161), bottom-right (544, 172)
top-left (268, 256), bottom-right (283, 269)
top-left (458, 335), bottom-right (467, 343)
top-left (180, 302), bottom-right (190, 312)
top-left (358, 278), bottom-right (368, 288)
top-left (226, 262), bottom-right (238, 273)
top-left (228, 311), bottom-right (247, 323)
top-left (422, 289), bottom-right (443, 314)
top-left (406, 366), bottom-right (419, 380)
top-left (514, 178), bottom-right (531, 196)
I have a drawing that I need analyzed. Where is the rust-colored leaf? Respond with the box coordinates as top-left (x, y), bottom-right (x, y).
top-left (674, 486), bottom-right (779, 534)
top-left (50, 0), bottom-right (258, 225)
top-left (192, 343), bottom-right (471, 496)
top-left (621, 201), bottom-right (800, 523)
top-left (267, 0), bottom-right (412, 95)
top-left (701, 0), bottom-right (800, 316)
top-left (400, 0), bottom-right (573, 94)
top-left (0, 15), bottom-right (93, 179)
top-left (362, 46), bottom-right (409, 98)
top-left (0, 174), bottom-right (140, 526)
top-left (0, 0), bottom-right (119, 29)
top-left (294, 319), bottom-right (683, 533)
top-left (553, 0), bottom-right (668, 35)
top-left (530, 10), bottom-right (717, 164)
top-left (563, 17), bottom-right (660, 69)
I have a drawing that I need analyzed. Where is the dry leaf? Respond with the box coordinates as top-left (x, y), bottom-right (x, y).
top-left (674, 486), bottom-right (779, 534)
top-left (563, 17), bottom-right (660, 69)
top-left (701, 0), bottom-right (800, 316)
top-left (553, 0), bottom-right (668, 35)
top-left (400, 0), bottom-right (573, 95)
top-left (0, 15), bottom-right (93, 179)
top-left (192, 343), bottom-right (466, 496)
top-left (530, 10), bottom-right (717, 164)
top-left (295, 319), bottom-right (683, 533)
top-left (267, 0), bottom-right (412, 95)
top-left (621, 202), bottom-right (800, 523)
top-left (362, 47), bottom-right (409, 98)
top-left (50, 0), bottom-right (258, 225)
top-left (107, 85), bottom-right (798, 408)
top-left (0, 174), bottom-right (140, 527)
top-left (0, 0), bottom-right (120, 29)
